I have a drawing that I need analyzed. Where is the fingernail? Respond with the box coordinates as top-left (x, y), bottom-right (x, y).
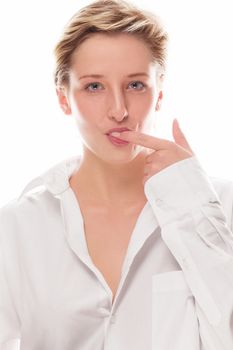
top-left (110, 132), bottom-right (121, 137)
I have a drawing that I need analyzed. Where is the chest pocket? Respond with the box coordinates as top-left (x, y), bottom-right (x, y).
top-left (152, 270), bottom-right (201, 350)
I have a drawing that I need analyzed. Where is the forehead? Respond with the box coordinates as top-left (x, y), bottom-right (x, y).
top-left (70, 32), bottom-right (155, 73)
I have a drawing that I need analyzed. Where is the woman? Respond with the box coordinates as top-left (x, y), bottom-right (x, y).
top-left (1, 0), bottom-right (233, 349)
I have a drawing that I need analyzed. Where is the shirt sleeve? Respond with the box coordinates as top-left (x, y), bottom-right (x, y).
top-left (0, 212), bottom-right (21, 349)
top-left (144, 155), bottom-right (233, 350)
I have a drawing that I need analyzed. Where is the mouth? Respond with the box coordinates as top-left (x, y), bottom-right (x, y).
top-left (106, 128), bottom-right (129, 146)
top-left (105, 127), bottom-right (131, 136)
top-left (106, 132), bottom-right (129, 146)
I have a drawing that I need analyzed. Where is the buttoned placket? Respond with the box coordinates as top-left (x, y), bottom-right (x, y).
top-left (58, 184), bottom-right (159, 345)
top-left (15, 155), bottom-right (162, 349)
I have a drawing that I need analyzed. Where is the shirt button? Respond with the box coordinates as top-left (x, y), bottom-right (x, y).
top-left (98, 307), bottom-right (110, 317)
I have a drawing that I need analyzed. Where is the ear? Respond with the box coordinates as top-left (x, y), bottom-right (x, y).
top-left (56, 86), bottom-right (72, 115)
top-left (155, 90), bottom-right (163, 111)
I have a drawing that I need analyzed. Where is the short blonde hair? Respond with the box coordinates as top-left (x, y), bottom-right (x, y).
top-left (53, 0), bottom-right (169, 89)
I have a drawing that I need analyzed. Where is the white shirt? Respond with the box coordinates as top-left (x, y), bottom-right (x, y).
top-left (1, 154), bottom-right (233, 350)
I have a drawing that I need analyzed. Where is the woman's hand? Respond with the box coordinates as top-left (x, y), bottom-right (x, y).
top-left (116, 119), bottom-right (195, 185)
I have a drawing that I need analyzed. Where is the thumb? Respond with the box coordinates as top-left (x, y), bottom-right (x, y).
top-left (172, 118), bottom-right (195, 155)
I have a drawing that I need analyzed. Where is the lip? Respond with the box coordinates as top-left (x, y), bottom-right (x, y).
top-left (105, 127), bottom-right (131, 135)
top-left (106, 133), bottom-right (129, 146)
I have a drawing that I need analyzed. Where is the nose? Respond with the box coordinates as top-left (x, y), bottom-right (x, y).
top-left (107, 87), bottom-right (129, 122)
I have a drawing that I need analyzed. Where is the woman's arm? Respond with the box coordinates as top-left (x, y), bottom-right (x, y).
top-left (144, 155), bottom-right (233, 350)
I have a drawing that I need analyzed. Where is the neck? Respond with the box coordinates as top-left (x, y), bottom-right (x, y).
top-left (70, 148), bottom-right (147, 206)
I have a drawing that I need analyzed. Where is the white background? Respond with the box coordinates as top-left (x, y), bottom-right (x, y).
top-left (0, 0), bottom-right (233, 206)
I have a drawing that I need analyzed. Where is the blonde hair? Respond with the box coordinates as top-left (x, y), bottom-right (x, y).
top-left (53, 0), bottom-right (169, 89)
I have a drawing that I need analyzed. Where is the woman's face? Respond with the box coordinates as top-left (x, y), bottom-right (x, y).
top-left (58, 32), bottom-right (163, 164)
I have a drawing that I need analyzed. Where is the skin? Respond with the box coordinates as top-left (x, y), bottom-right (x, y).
top-left (56, 32), bottom-right (195, 206)
top-left (115, 119), bottom-right (195, 186)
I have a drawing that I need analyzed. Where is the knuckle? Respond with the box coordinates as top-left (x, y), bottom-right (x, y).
top-left (138, 133), bottom-right (146, 143)
top-left (155, 151), bottom-right (163, 159)
top-left (151, 162), bottom-right (161, 172)
top-left (146, 156), bottom-right (153, 163)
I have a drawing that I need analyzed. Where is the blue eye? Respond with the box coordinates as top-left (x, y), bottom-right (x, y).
top-left (84, 80), bottom-right (146, 93)
top-left (128, 81), bottom-right (146, 90)
top-left (85, 82), bottom-right (102, 92)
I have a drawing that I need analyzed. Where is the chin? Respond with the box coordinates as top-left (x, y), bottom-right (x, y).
top-left (98, 147), bottom-right (146, 165)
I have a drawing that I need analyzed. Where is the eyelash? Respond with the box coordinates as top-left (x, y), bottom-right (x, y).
top-left (84, 81), bottom-right (147, 93)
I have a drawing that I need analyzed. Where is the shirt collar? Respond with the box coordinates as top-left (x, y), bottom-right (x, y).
top-left (17, 155), bottom-right (82, 201)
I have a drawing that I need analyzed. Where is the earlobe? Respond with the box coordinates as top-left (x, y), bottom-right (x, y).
top-left (61, 102), bottom-right (72, 115)
top-left (56, 87), bottom-right (72, 115)
top-left (155, 100), bottom-right (161, 111)
top-left (155, 90), bottom-right (163, 111)
top-left (62, 105), bottom-right (72, 115)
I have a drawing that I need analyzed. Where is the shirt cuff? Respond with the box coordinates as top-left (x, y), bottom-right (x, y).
top-left (144, 155), bottom-right (221, 227)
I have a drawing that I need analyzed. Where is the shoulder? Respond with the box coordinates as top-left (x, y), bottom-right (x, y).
top-left (0, 189), bottom-right (60, 240)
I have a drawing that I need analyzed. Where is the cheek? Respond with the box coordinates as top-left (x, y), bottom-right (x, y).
top-left (71, 96), bottom-right (104, 134)
top-left (133, 90), bottom-right (154, 114)
top-left (134, 96), bottom-right (156, 130)
top-left (72, 95), bottom-right (100, 119)
top-left (139, 117), bottom-right (154, 135)
top-left (70, 86), bottom-right (104, 109)
top-left (72, 96), bottom-right (105, 139)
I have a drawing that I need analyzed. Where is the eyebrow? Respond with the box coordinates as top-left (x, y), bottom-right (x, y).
top-left (78, 72), bottom-right (149, 80)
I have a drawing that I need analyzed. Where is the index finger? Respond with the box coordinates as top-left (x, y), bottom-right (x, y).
top-left (116, 130), bottom-right (170, 150)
